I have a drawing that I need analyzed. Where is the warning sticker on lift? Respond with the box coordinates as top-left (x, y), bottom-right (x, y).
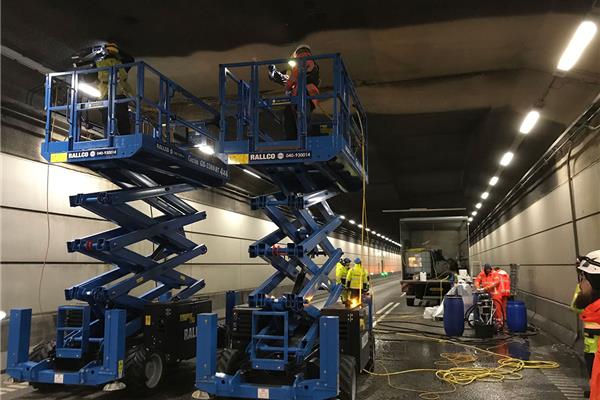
top-left (257, 388), bottom-right (270, 399)
top-left (67, 148), bottom-right (118, 160)
top-left (249, 151), bottom-right (312, 162)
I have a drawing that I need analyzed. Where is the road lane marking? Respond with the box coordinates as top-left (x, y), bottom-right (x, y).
top-left (374, 302), bottom-right (399, 327)
top-left (376, 301), bottom-right (394, 315)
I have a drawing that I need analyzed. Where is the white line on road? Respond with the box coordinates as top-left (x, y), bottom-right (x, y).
top-left (376, 301), bottom-right (395, 315)
top-left (374, 302), bottom-right (399, 327)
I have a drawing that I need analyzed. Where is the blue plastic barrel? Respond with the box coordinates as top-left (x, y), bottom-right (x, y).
top-left (444, 295), bottom-right (465, 337)
top-left (506, 300), bottom-right (528, 333)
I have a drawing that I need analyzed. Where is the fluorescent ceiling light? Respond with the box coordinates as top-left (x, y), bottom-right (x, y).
top-left (489, 176), bottom-right (499, 186)
top-left (557, 21), bottom-right (597, 71)
top-left (357, 224), bottom-right (363, 228)
top-left (471, 211), bottom-right (478, 216)
top-left (372, 231), bottom-right (377, 235)
top-left (340, 215), bottom-right (346, 220)
top-left (365, 228), bottom-right (371, 232)
top-left (349, 219), bottom-right (356, 225)
top-left (196, 143), bottom-right (215, 155)
top-left (481, 192), bottom-right (489, 200)
top-left (376, 234), bottom-right (381, 237)
top-left (519, 110), bottom-right (540, 134)
top-left (243, 168), bottom-right (261, 179)
top-left (475, 203), bottom-right (482, 209)
top-left (79, 82), bottom-right (101, 98)
top-left (500, 152), bottom-right (514, 166)
top-left (468, 217), bottom-right (473, 222)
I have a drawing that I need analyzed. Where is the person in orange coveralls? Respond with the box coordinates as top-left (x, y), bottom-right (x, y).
top-left (577, 250), bottom-right (600, 399)
top-left (474, 263), bottom-right (502, 321)
top-left (494, 265), bottom-right (511, 321)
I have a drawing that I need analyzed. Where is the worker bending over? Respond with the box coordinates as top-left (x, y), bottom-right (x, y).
top-left (346, 258), bottom-right (369, 305)
top-left (335, 257), bottom-right (352, 304)
top-left (474, 263), bottom-right (502, 321)
top-left (574, 250), bottom-right (600, 398)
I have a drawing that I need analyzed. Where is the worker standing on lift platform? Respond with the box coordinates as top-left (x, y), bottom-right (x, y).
top-left (71, 42), bottom-right (134, 135)
top-left (346, 257), bottom-right (369, 305)
top-left (267, 44), bottom-right (320, 139)
top-left (336, 257), bottom-right (352, 305)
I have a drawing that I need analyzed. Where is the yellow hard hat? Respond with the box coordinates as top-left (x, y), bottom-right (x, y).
top-left (105, 42), bottom-right (119, 55)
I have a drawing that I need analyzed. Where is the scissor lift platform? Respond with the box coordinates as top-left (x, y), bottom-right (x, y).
top-left (7, 61), bottom-right (228, 391)
top-left (196, 53), bottom-right (371, 400)
top-left (220, 53), bottom-right (367, 193)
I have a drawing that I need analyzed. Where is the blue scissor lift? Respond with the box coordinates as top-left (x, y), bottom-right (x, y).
top-left (6, 62), bottom-right (228, 391)
top-left (195, 54), bottom-right (372, 400)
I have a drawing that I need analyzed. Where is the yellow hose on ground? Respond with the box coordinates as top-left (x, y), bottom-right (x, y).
top-left (364, 331), bottom-right (559, 400)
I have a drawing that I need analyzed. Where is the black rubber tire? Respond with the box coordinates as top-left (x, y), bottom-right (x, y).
top-left (30, 382), bottom-right (61, 392)
top-left (406, 297), bottom-right (415, 307)
top-left (217, 348), bottom-right (245, 375)
top-left (364, 336), bottom-right (376, 373)
top-left (124, 345), bottom-right (165, 394)
top-left (339, 355), bottom-right (357, 400)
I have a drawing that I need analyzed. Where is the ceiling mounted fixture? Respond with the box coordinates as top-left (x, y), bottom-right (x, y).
top-left (475, 203), bottom-right (482, 209)
top-left (557, 21), bottom-right (597, 71)
top-left (489, 176), bottom-right (499, 186)
top-left (348, 219), bottom-right (356, 225)
top-left (481, 192), bottom-right (489, 200)
top-left (500, 152), bottom-right (514, 166)
top-left (519, 110), bottom-right (540, 134)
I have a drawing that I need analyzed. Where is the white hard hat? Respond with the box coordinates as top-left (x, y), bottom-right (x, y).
top-left (293, 44), bottom-right (312, 56)
top-left (578, 250), bottom-right (600, 274)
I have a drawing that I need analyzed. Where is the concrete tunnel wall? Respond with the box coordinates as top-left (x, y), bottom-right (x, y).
top-left (469, 128), bottom-right (600, 341)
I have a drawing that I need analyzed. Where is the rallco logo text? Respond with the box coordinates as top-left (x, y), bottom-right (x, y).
top-left (250, 153), bottom-right (276, 161)
top-left (183, 327), bottom-right (197, 341)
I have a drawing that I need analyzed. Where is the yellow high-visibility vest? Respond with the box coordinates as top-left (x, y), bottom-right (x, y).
top-left (335, 262), bottom-right (349, 284)
top-left (346, 263), bottom-right (368, 289)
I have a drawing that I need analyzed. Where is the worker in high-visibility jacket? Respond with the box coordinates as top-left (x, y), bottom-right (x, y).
top-left (494, 266), bottom-right (511, 321)
top-left (576, 250), bottom-right (600, 399)
top-left (335, 257), bottom-right (351, 304)
top-left (346, 258), bottom-right (369, 304)
top-left (267, 44), bottom-right (320, 139)
top-left (95, 42), bottom-right (134, 135)
top-left (71, 42), bottom-right (134, 135)
top-left (474, 263), bottom-right (502, 320)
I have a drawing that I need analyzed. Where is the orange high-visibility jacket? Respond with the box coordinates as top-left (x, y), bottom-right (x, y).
top-left (285, 50), bottom-right (320, 105)
top-left (496, 269), bottom-right (511, 296)
top-left (581, 298), bottom-right (600, 399)
top-left (474, 270), bottom-right (500, 295)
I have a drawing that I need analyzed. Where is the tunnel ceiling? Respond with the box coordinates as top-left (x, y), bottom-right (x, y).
top-left (2, 0), bottom-right (600, 240)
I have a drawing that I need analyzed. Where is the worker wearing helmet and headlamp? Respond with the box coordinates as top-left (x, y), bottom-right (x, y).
top-left (267, 44), bottom-right (320, 139)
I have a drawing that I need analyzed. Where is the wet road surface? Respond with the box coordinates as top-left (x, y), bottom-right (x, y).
top-left (1, 278), bottom-right (589, 399)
